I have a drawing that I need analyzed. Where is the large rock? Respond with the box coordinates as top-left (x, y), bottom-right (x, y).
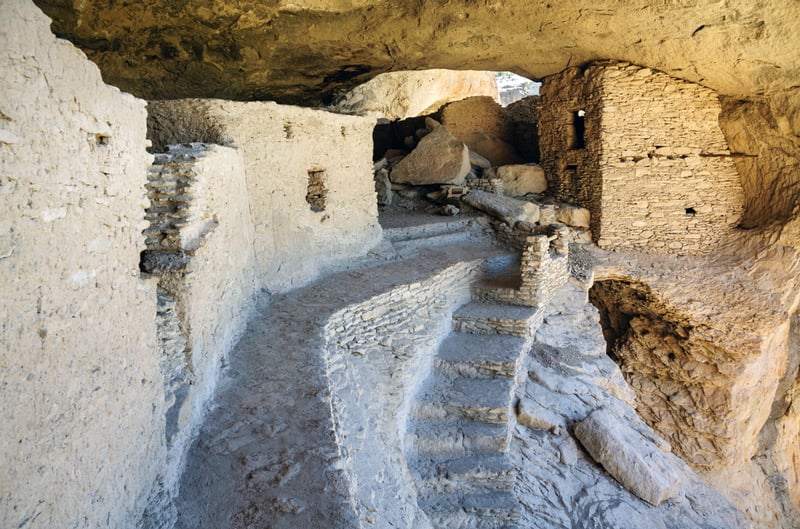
top-left (487, 164), bottom-right (547, 196)
top-left (389, 123), bottom-right (470, 185)
top-left (439, 96), bottom-right (525, 166)
top-left (574, 408), bottom-right (681, 506)
top-left (461, 190), bottom-right (539, 224)
top-left (332, 70), bottom-right (499, 120)
top-left (555, 203), bottom-right (591, 229)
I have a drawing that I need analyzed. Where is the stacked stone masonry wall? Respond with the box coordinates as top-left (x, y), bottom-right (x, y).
top-left (539, 68), bottom-right (605, 239)
top-left (453, 310), bottom-right (543, 336)
top-left (468, 177), bottom-right (505, 194)
top-left (597, 65), bottom-right (743, 254)
top-left (140, 143), bottom-right (259, 513)
top-left (539, 63), bottom-right (744, 255)
top-left (518, 232), bottom-right (570, 307)
top-left (323, 259), bottom-right (486, 527)
top-left (482, 221), bottom-right (571, 308)
top-left (489, 219), bottom-right (529, 251)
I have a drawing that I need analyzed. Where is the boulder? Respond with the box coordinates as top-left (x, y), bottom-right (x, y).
top-left (490, 164), bottom-right (547, 196)
top-left (461, 190), bottom-right (539, 225)
top-left (464, 132), bottom-right (524, 166)
top-left (574, 408), bottom-right (681, 506)
top-left (469, 150), bottom-right (492, 170)
top-left (439, 96), bottom-right (526, 165)
top-left (556, 203), bottom-right (591, 229)
top-left (390, 125), bottom-right (470, 185)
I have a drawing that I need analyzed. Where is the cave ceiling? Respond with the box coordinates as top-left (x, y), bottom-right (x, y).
top-left (33, 0), bottom-right (800, 106)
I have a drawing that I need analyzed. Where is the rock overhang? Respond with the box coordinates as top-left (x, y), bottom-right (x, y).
top-left (32, 0), bottom-right (800, 105)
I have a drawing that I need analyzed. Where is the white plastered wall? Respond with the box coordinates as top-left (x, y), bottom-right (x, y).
top-left (0, 2), bottom-right (162, 528)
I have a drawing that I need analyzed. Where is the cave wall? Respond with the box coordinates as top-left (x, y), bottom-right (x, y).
top-left (540, 63), bottom-right (744, 254)
top-left (0, 2), bottom-right (163, 528)
top-left (589, 277), bottom-right (799, 527)
top-left (148, 99), bottom-right (382, 293)
top-left (719, 94), bottom-right (800, 229)
top-left (332, 69), bottom-right (500, 120)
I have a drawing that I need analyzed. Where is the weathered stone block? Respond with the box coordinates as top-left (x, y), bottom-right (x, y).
top-left (462, 190), bottom-right (540, 225)
top-left (390, 123), bottom-right (470, 185)
top-left (574, 408), bottom-right (681, 506)
top-left (487, 164), bottom-right (547, 197)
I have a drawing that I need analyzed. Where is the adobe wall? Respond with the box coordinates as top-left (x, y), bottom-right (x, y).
top-left (0, 2), bottom-right (162, 528)
top-left (141, 144), bottom-right (258, 522)
top-left (540, 63), bottom-right (744, 254)
top-left (148, 100), bottom-right (382, 292)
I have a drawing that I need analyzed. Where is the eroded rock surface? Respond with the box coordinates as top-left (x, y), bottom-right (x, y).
top-left (34, 0), bottom-right (800, 107)
top-left (512, 282), bottom-right (747, 529)
top-left (332, 69), bottom-right (499, 120)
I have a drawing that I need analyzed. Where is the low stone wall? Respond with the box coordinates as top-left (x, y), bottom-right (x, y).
top-left (518, 231), bottom-right (570, 307)
top-left (476, 224), bottom-right (570, 309)
top-left (1, 3), bottom-right (161, 528)
top-left (141, 143), bottom-right (259, 521)
top-left (468, 177), bottom-right (505, 194)
top-left (148, 99), bottom-right (382, 293)
top-left (323, 259), bottom-right (488, 528)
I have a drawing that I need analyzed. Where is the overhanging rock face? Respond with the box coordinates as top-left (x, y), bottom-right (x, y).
top-left (34, 0), bottom-right (800, 104)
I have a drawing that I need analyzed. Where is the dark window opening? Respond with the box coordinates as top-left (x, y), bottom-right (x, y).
top-left (570, 110), bottom-right (586, 150)
top-left (685, 207), bottom-right (697, 216)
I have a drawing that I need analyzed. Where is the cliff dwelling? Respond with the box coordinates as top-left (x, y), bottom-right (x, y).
top-left (2, 2), bottom-right (800, 529)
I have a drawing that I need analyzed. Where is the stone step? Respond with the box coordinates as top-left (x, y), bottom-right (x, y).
top-left (418, 491), bottom-right (522, 529)
top-left (435, 333), bottom-right (529, 379)
top-left (412, 454), bottom-right (517, 494)
top-left (411, 375), bottom-right (516, 424)
top-left (481, 253), bottom-right (520, 276)
top-left (383, 217), bottom-right (485, 243)
top-left (472, 285), bottom-right (533, 308)
top-left (407, 420), bottom-right (511, 458)
top-left (452, 302), bottom-right (543, 337)
top-left (392, 229), bottom-right (476, 255)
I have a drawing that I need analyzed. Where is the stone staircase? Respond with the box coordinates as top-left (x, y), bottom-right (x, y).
top-left (382, 216), bottom-right (491, 256)
top-left (406, 260), bottom-right (545, 529)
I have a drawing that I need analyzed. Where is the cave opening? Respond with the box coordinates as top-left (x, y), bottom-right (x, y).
top-left (588, 279), bottom-right (636, 362)
top-left (364, 70), bottom-right (542, 225)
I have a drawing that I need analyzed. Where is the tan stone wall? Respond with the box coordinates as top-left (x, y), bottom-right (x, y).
top-left (540, 63), bottom-right (744, 254)
top-left (0, 2), bottom-right (162, 528)
top-left (148, 99), bottom-right (382, 293)
top-left (538, 68), bottom-right (604, 239)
